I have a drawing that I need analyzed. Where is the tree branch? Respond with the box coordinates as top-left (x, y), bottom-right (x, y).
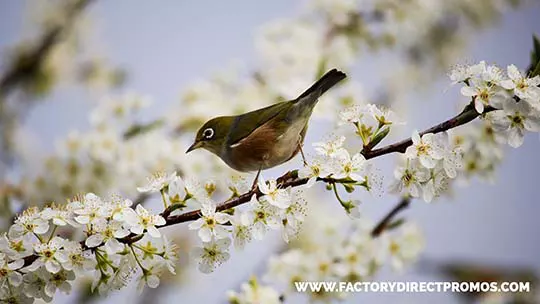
top-left (140, 101), bottom-right (490, 236)
top-left (370, 197), bottom-right (411, 237)
top-left (21, 100), bottom-right (490, 266)
top-left (0, 0), bottom-right (95, 98)
top-left (362, 102), bottom-right (494, 159)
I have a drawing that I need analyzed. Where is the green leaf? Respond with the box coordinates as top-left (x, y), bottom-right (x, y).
top-left (123, 119), bottom-right (164, 139)
top-left (368, 126), bottom-right (390, 149)
top-left (526, 34), bottom-right (540, 76)
top-left (386, 218), bottom-right (405, 231)
top-left (531, 61), bottom-right (540, 78)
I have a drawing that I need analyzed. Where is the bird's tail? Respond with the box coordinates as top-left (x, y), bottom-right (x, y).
top-left (295, 68), bottom-right (347, 104)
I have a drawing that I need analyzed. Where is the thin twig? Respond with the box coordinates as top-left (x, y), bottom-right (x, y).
top-left (0, 0), bottom-right (95, 98)
top-left (370, 197), bottom-right (411, 237)
top-left (362, 103), bottom-right (495, 159)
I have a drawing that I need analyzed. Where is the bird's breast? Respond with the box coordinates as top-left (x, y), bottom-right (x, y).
top-left (224, 120), bottom-right (307, 172)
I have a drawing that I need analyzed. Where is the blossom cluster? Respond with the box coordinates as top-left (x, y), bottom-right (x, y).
top-left (188, 179), bottom-right (308, 273)
top-left (390, 131), bottom-right (461, 202)
top-left (388, 62), bottom-right (540, 202)
top-left (229, 218), bottom-right (424, 303)
top-left (0, 192), bottom-right (177, 303)
top-left (134, 170), bottom-right (310, 274)
top-left (454, 62), bottom-right (540, 147)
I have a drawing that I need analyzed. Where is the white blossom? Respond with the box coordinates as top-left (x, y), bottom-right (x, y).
top-left (298, 157), bottom-right (331, 187)
top-left (29, 237), bottom-right (68, 274)
top-left (0, 234), bottom-right (32, 259)
top-left (258, 177), bottom-right (292, 209)
top-left (0, 253), bottom-right (23, 286)
top-left (500, 64), bottom-right (540, 103)
top-left (124, 205), bottom-right (166, 238)
top-left (383, 223), bottom-right (424, 272)
top-left (192, 238), bottom-right (231, 273)
top-left (227, 278), bottom-right (282, 304)
top-left (280, 192), bottom-right (307, 243)
top-left (85, 220), bottom-right (129, 254)
top-left (245, 196), bottom-right (281, 240)
top-left (40, 205), bottom-right (72, 227)
top-left (331, 151), bottom-right (366, 181)
top-left (188, 202), bottom-right (230, 242)
top-left (9, 207), bottom-right (49, 239)
top-left (390, 159), bottom-right (430, 198)
top-left (22, 269), bottom-right (53, 302)
top-left (461, 80), bottom-right (506, 113)
top-left (167, 175), bottom-right (187, 203)
top-left (405, 131), bottom-right (444, 169)
top-left (449, 64), bottom-right (472, 84)
top-left (339, 105), bottom-right (371, 125)
top-left (367, 104), bottom-right (405, 126)
top-left (108, 197), bottom-right (133, 222)
top-left (230, 212), bottom-right (252, 250)
top-left (69, 193), bottom-right (108, 227)
top-left (42, 269), bottom-right (75, 298)
top-left (422, 166), bottom-right (449, 203)
top-left (160, 236), bottom-right (179, 275)
top-left (313, 135), bottom-right (348, 159)
top-left (62, 242), bottom-right (96, 275)
top-left (136, 262), bottom-right (163, 292)
top-left (136, 171), bottom-right (177, 193)
top-left (489, 100), bottom-right (540, 147)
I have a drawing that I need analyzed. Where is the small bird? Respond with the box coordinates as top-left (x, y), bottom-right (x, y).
top-left (186, 69), bottom-right (347, 188)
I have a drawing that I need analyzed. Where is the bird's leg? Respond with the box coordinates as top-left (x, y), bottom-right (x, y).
top-left (299, 144), bottom-right (308, 166)
top-left (297, 137), bottom-right (308, 166)
top-left (250, 168), bottom-right (262, 192)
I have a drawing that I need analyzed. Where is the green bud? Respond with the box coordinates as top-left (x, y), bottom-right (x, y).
top-left (343, 183), bottom-right (355, 193)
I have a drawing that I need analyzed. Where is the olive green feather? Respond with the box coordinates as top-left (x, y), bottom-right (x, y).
top-left (226, 68), bottom-right (346, 146)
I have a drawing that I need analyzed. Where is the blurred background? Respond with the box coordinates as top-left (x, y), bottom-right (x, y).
top-left (1, 0), bottom-right (540, 303)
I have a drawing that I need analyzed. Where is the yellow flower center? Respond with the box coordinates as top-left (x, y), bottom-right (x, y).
top-left (205, 218), bottom-right (215, 227)
top-left (43, 249), bottom-right (54, 258)
top-left (479, 89), bottom-right (490, 102)
top-left (416, 143), bottom-right (429, 155)
top-left (318, 262), bottom-right (329, 273)
top-left (517, 79), bottom-right (528, 90)
top-left (206, 248), bottom-right (217, 258)
top-left (402, 170), bottom-right (415, 186)
top-left (347, 253), bottom-right (358, 263)
top-left (389, 241), bottom-right (400, 254)
top-left (511, 114), bottom-right (524, 127)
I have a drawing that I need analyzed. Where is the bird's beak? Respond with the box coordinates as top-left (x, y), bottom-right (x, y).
top-left (186, 141), bottom-right (202, 153)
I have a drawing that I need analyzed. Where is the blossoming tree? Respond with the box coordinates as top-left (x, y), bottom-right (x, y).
top-left (0, 0), bottom-right (539, 303)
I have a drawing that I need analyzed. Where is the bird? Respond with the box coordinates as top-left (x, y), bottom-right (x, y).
top-left (186, 68), bottom-right (347, 189)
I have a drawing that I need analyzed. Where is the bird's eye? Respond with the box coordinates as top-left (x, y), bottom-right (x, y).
top-left (202, 128), bottom-right (214, 139)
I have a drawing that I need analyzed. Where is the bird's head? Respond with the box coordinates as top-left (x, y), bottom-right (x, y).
top-left (186, 116), bottom-right (234, 156)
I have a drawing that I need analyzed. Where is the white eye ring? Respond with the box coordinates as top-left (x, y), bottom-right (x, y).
top-left (203, 128), bottom-right (214, 139)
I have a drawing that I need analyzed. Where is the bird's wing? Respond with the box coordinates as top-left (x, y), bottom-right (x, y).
top-left (226, 101), bottom-right (292, 146)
